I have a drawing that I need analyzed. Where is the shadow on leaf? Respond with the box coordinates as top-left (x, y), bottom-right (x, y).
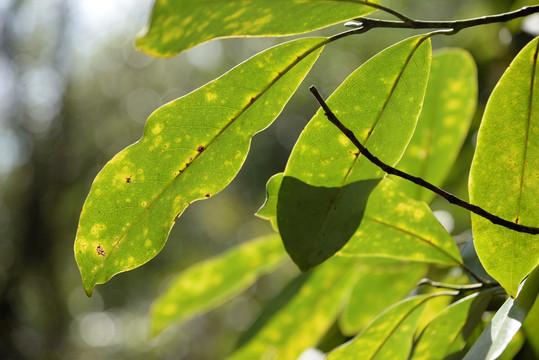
top-left (277, 176), bottom-right (380, 271)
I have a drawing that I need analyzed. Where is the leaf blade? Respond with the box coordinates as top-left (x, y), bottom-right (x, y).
top-left (136, 0), bottom-right (379, 57)
top-left (74, 37), bottom-right (326, 295)
top-left (229, 256), bottom-right (358, 360)
top-left (394, 48), bottom-right (477, 203)
top-left (463, 265), bottom-right (539, 360)
top-left (278, 35), bottom-right (432, 270)
top-left (151, 234), bottom-right (287, 335)
top-left (469, 36), bottom-right (539, 296)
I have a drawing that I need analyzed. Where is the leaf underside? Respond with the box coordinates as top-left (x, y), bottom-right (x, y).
top-left (136, 0), bottom-right (379, 57)
top-left (469, 36), bottom-right (539, 296)
top-left (74, 37), bottom-right (326, 295)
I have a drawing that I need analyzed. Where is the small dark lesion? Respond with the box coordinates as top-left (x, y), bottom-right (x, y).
top-left (126, 175), bottom-right (132, 183)
top-left (97, 245), bottom-right (106, 258)
top-left (205, 193), bottom-right (211, 198)
top-left (197, 145), bottom-right (205, 152)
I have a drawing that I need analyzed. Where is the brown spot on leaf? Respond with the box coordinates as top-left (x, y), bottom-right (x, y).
top-left (188, 157), bottom-right (193, 161)
top-left (197, 145), bottom-right (205, 152)
top-left (205, 193), bottom-right (211, 198)
top-left (126, 176), bottom-right (131, 183)
top-left (97, 245), bottom-right (106, 258)
top-left (515, 217), bottom-right (520, 224)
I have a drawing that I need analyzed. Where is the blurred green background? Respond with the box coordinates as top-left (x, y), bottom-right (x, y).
top-left (0, 0), bottom-right (537, 358)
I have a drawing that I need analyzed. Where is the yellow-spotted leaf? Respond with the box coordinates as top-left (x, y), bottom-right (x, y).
top-left (394, 49), bottom-right (477, 203)
top-left (278, 35), bottom-right (432, 271)
top-left (327, 293), bottom-right (454, 360)
top-left (151, 234), bottom-right (286, 335)
top-left (338, 178), bottom-right (463, 267)
top-left (411, 291), bottom-right (493, 360)
top-left (339, 260), bottom-right (427, 335)
top-left (74, 38), bottom-right (326, 295)
top-left (469, 36), bottom-right (539, 296)
top-left (229, 256), bottom-right (358, 360)
top-left (136, 0), bottom-right (379, 57)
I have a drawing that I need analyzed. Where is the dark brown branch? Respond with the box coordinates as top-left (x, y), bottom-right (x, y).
top-left (347, 4), bottom-right (539, 35)
top-left (309, 86), bottom-right (539, 236)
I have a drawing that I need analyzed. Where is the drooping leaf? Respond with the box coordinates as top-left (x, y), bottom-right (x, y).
top-left (394, 48), bottom-right (477, 203)
top-left (151, 234), bottom-right (286, 335)
top-left (256, 172), bottom-right (283, 231)
top-left (136, 0), bottom-right (379, 57)
top-left (74, 38), bottom-right (326, 295)
top-left (339, 260), bottom-right (427, 335)
top-left (469, 36), bottom-right (539, 296)
top-left (327, 293), bottom-right (454, 360)
top-left (463, 265), bottom-right (539, 360)
top-left (522, 291), bottom-right (539, 357)
top-left (229, 256), bottom-right (358, 360)
top-left (278, 35), bottom-right (432, 271)
top-left (411, 291), bottom-right (493, 360)
top-left (338, 178), bottom-right (463, 266)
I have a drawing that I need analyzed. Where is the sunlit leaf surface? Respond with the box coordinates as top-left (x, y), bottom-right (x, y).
top-left (151, 234), bottom-right (286, 335)
top-left (74, 38), bottom-right (326, 295)
top-left (394, 48), bottom-right (477, 203)
top-left (278, 35), bottom-right (432, 271)
top-left (463, 265), bottom-right (539, 360)
top-left (229, 256), bottom-right (358, 359)
top-left (338, 179), bottom-right (463, 266)
top-left (339, 260), bottom-right (427, 335)
top-left (136, 0), bottom-right (379, 57)
top-left (328, 294), bottom-right (453, 360)
top-left (469, 36), bottom-right (539, 296)
top-left (411, 291), bottom-right (492, 360)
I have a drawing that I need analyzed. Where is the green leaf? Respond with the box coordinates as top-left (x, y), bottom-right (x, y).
top-left (74, 38), bottom-right (326, 295)
top-left (256, 172), bottom-right (283, 231)
top-left (278, 35), bottom-right (432, 271)
top-left (394, 48), bottom-right (477, 203)
top-left (411, 291), bottom-right (493, 360)
top-left (338, 178), bottom-right (463, 266)
top-left (327, 293), bottom-right (454, 360)
top-left (229, 256), bottom-right (358, 360)
top-left (463, 265), bottom-right (539, 360)
top-left (136, 0), bottom-right (379, 57)
top-left (469, 36), bottom-right (539, 296)
top-left (151, 234), bottom-right (286, 335)
top-left (339, 260), bottom-right (427, 335)
top-left (522, 291), bottom-right (539, 357)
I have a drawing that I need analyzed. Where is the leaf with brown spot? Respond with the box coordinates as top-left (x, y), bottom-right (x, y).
top-left (74, 37), bottom-right (326, 295)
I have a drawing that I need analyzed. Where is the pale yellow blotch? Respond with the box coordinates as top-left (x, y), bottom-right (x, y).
top-left (128, 256), bottom-right (135, 264)
top-left (445, 99), bottom-right (462, 111)
top-left (161, 304), bottom-right (177, 316)
top-left (449, 79), bottom-right (462, 92)
top-left (443, 115), bottom-right (457, 126)
top-left (91, 224), bottom-right (106, 237)
top-left (338, 134), bottom-right (349, 146)
top-left (414, 208), bottom-right (426, 219)
top-left (95, 189), bottom-right (102, 196)
top-left (206, 92), bottom-right (217, 101)
top-left (152, 123), bottom-right (163, 135)
top-left (223, 7), bottom-right (247, 21)
top-left (145, 240), bottom-right (152, 247)
top-left (250, 14), bottom-right (273, 30)
top-left (125, 198), bottom-right (131, 203)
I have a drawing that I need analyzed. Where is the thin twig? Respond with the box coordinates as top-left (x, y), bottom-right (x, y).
top-left (348, 4), bottom-right (539, 34)
top-left (417, 278), bottom-right (498, 291)
top-left (309, 86), bottom-right (539, 236)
